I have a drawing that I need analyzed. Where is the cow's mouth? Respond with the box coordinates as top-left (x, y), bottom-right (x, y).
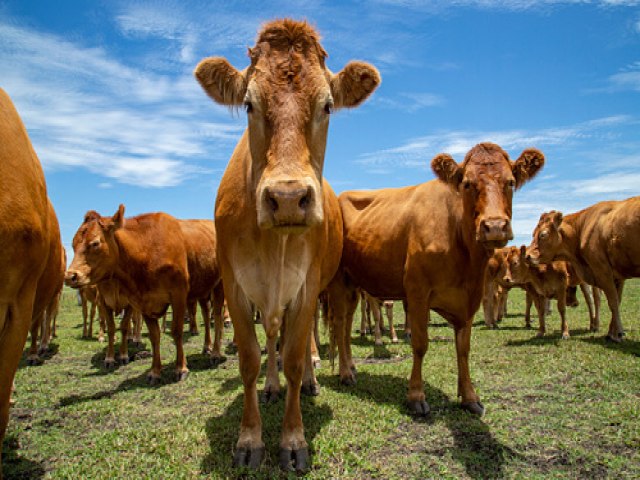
top-left (271, 222), bottom-right (311, 234)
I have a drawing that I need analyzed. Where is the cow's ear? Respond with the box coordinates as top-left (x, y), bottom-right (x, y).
top-left (83, 210), bottom-right (101, 223)
top-left (112, 204), bottom-right (125, 230)
top-left (432, 153), bottom-right (463, 189)
top-left (519, 245), bottom-right (527, 260)
top-left (512, 148), bottom-right (545, 189)
top-left (549, 210), bottom-right (563, 229)
top-left (194, 57), bottom-right (247, 106)
top-left (330, 61), bottom-right (381, 109)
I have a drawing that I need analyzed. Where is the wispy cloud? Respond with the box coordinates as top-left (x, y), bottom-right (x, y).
top-left (0, 20), bottom-right (244, 188)
top-left (374, 92), bottom-right (445, 112)
top-left (358, 115), bottom-right (632, 167)
top-left (373, 0), bottom-right (640, 10)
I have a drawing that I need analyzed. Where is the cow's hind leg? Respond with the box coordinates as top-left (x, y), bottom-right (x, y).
top-left (171, 295), bottom-right (189, 381)
top-left (209, 284), bottom-right (225, 365)
top-left (406, 296), bottom-right (431, 416)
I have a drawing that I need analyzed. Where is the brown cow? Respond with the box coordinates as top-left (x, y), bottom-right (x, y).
top-left (327, 142), bottom-right (544, 417)
top-left (194, 19), bottom-right (379, 471)
top-left (502, 246), bottom-right (571, 338)
top-left (526, 198), bottom-right (640, 342)
top-left (482, 247), bottom-right (513, 328)
top-left (0, 89), bottom-right (62, 479)
top-left (360, 291), bottom-right (398, 345)
top-left (65, 205), bottom-right (190, 383)
top-left (178, 219), bottom-right (225, 364)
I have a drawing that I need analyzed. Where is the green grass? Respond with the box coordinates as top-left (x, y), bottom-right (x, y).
top-left (5, 281), bottom-right (640, 479)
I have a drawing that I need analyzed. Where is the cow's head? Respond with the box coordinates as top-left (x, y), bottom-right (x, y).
top-left (195, 19), bottom-right (380, 233)
top-left (432, 143), bottom-right (544, 250)
top-left (526, 210), bottom-right (564, 265)
top-left (501, 245), bottom-right (529, 286)
top-left (64, 205), bottom-right (125, 288)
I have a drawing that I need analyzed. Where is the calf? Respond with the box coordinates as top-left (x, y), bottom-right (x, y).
top-left (526, 199), bottom-right (640, 341)
top-left (482, 247), bottom-right (513, 328)
top-left (79, 285), bottom-right (104, 340)
top-left (360, 291), bottom-right (398, 345)
top-left (65, 206), bottom-right (190, 383)
top-left (0, 89), bottom-right (62, 479)
top-left (195, 19), bottom-right (379, 471)
top-left (503, 246), bottom-right (570, 338)
top-left (327, 142), bottom-right (544, 416)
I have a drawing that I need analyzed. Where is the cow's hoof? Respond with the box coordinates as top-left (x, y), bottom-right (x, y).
top-left (209, 355), bottom-right (225, 367)
top-left (202, 347), bottom-right (212, 355)
top-left (189, 330), bottom-right (199, 336)
top-left (175, 370), bottom-right (189, 382)
top-left (408, 400), bottom-right (430, 416)
top-left (26, 356), bottom-right (41, 366)
top-left (404, 333), bottom-right (412, 342)
top-left (147, 373), bottom-right (161, 385)
top-left (301, 382), bottom-right (321, 397)
top-left (38, 347), bottom-right (49, 356)
top-left (461, 401), bottom-right (485, 416)
top-left (261, 388), bottom-right (280, 404)
top-left (561, 333), bottom-right (570, 340)
top-left (279, 447), bottom-right (309, 473)
top-left (223, 320), bottom-right (231, 328)
top-left (536, 332), bottom-right (544, 338)
top-left (374, 339), bottom-right (383, 346)
top-left (312, 358), bottom-right (321, 369)
top-left (119, 355), bottom-right (130, 365)
top-left (104, 359), bottom-right (116, 369)
top-left (391, 337), bottom-right (399, 344)
top-left (340, 375), bottom-right (356, 387)
top-left (233, 446), bottom-right (264, 469)
top-left (606, 334), bottom-right (622, 343)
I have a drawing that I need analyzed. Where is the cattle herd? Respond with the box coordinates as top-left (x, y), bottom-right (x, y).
top-left (1, 18), bottom-right (639, 475)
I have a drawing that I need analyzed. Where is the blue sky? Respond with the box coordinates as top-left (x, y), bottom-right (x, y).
top-left (1, 0), bottom-right (639, 254)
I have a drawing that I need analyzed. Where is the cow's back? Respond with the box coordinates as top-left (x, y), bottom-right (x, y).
top-left (340, 179), bottom-right (462, 299)
top-left (578, 196), bottom-right (640, 279)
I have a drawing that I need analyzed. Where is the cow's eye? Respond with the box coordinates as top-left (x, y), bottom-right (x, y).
top-left (89, 240), bottom-right (100, 249)
top-left (324, 100), bottom-right (334, 115)
top-left (244, 101), bottom-right (253, 114)
top-left (507, 179), bottom-right (516, 190)
top-left (462, 180), bottom-right (472, 190)
top-left (539, 231), bottom-right (549, 240)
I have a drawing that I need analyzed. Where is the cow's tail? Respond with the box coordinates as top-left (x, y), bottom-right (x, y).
top-left (320, 294), bottom-right (337, 372)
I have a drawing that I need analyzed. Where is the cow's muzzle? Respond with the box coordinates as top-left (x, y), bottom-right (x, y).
top-left (477, 217), bottom-right (513, 248)
top-left (258, 179), bottom-right (322, 231)
top-left (64, 269), bottom-right (88, 288)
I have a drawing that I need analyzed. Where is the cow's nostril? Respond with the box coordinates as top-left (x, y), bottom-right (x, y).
top-left (71, 273), bottom-right (78, 282)
top-left (299, 193), bottom-right (310, 209)
top-left (267, 193), bottom-right (279, 212)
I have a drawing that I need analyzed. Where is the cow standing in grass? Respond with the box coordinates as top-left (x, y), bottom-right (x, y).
top-left (327, 143), bottom-right (544, 416)
top-left (526, 199), bottom-right (640, 342)
top-left (65, 206), bottom-right (190, 383)
top-left (195, 19), bottom-right (380, 472)
top-left (0, 89), bottom-right (62, 480)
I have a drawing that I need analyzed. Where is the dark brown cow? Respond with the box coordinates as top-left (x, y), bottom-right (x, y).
top-left (0, 89), bottom-right (62, 479)
top-left (195, 19), bottom-right (379, 471)
top-left (526, 198), bottom-right (640, 342)
top-left (327, 142), bottom-right (544, 417)
top-left (178, 219), bottom-right (225, 364)
top-left (65, 205), bottom-right (190, 383)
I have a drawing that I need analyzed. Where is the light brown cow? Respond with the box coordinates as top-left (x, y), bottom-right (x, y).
top-left (327, 142), bottom-right (544, 417)
top-left (526, 198), bottom-right (640, 342)
top-left (0, 89), bottom-right (62, 479)
top-left (178, 219), bottom-right (225, 364)
top-left (65, 206), bottom-right (190, 383)
top-left (360, 291), bottom-right (398, 345)
top-left (195, 19), bottom-right (379, 471)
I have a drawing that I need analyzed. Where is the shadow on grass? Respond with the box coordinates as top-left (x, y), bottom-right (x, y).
top-left (579, 336), bottom-right (640, 357)
top-left (2, 433), bottom-right (45, 480)
top-left (17, 343), bottom-right (60, 370)
top-left (318, 371), bottom-right (518, 480)
top-left (200, 392), bottom-right (333, 477)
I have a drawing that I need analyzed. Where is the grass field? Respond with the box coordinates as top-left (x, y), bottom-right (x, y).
top-left (5, 281), bottom-right (640, 479)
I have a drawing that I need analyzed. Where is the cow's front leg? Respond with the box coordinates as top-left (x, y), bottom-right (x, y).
top-left (454, 319), bottom-right (483, 415)
top-left (229, 292), bottom-right (264, 469)
top-left (101, 305), bottom-right (117, 369)
top-left (117, 307), bottom-right (132, 364)
top-left (209, 284), bottom-right (225, 366)
top-left (407, 300), bottom-right (430, 416)
top-left (279, 301), bottom-right (317, 473)
top-left (301, 327), bottom-right (320, 396)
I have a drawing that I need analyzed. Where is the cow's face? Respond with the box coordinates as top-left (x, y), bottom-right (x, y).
top-left (527, 211), bottom-right (564, 265)
top-left (432, 143), bottom-right (544, 250)
top-left (502, 246), bottom-right (529, 285)
top-left (65, 206), bottom-right (125, 288)
top-left (195, 19), bottom-right (380, 233)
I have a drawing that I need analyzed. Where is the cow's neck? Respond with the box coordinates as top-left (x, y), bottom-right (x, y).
top-left (558, 214), bottom-right (594, 284)
top-left (107, 232), bottom-right (142, 299)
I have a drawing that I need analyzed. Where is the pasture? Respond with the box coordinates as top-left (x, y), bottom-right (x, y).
top-left (5, 282), bottom-right (640, 479)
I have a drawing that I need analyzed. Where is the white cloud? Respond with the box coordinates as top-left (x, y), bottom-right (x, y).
top-left (0, 20), bottom-right (244, 188)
